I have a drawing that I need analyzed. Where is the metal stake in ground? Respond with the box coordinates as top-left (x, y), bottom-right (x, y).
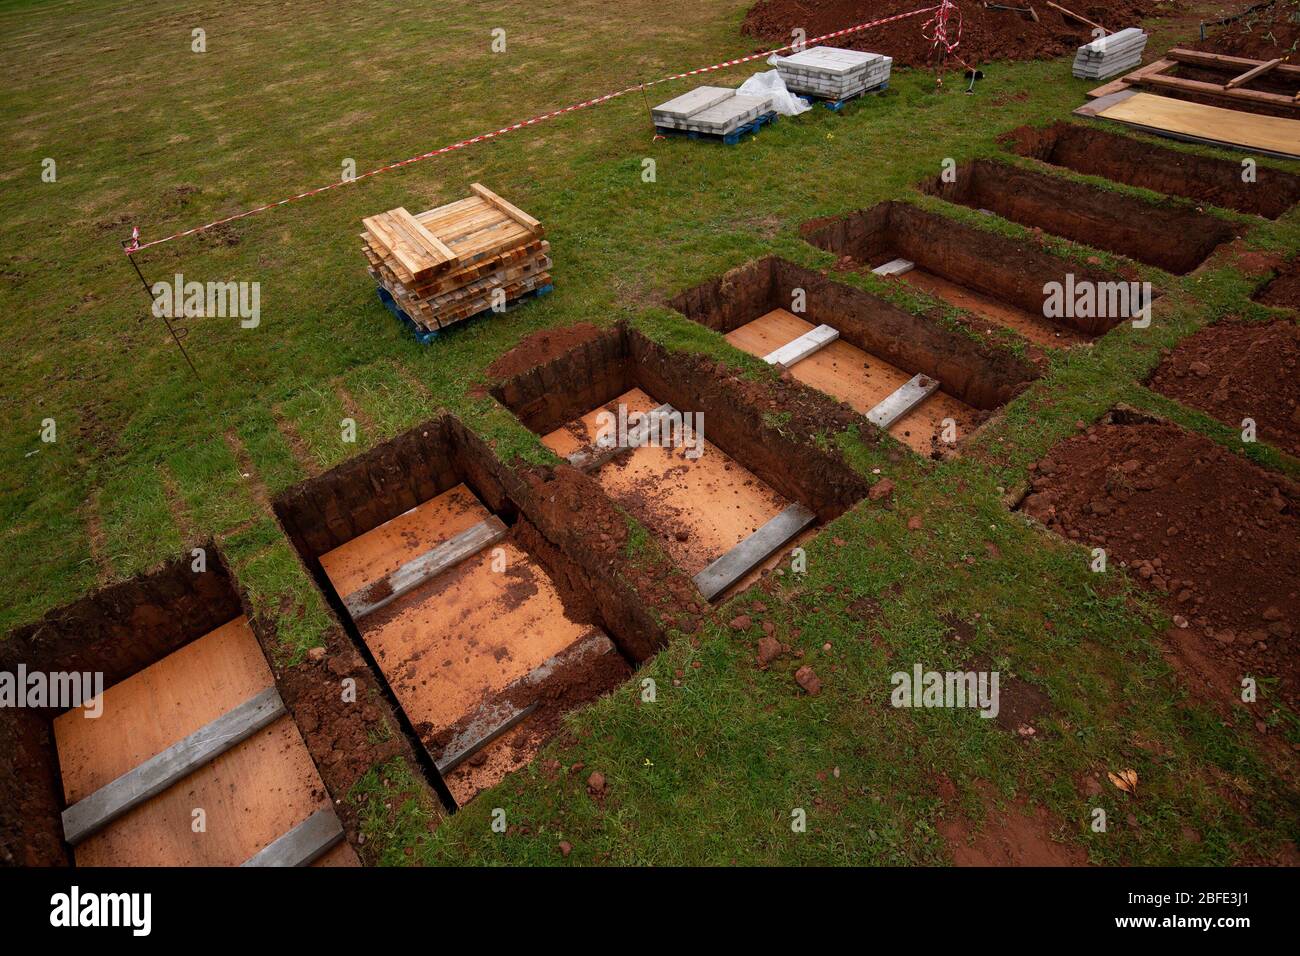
top-left (121, 238), bottom-right (201, 381)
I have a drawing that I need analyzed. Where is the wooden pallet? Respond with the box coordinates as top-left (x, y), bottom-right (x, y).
top-left (1087, 48), bottom-right (1300, 114)
top-left (801, 80), bottom-right (889, 111)
top-left (655, 111), bottom-right (777, 145)
top-left (362, 184), bottom-right (549, 333)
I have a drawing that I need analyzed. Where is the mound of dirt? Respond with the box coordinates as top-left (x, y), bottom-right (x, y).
top-left (1257, 256), bottom-right (1300, 312)
top-left (1192, 0), bottom-right (1300, 60)
top-left (1022, 419), bottom-right (1300, 710)
top-left (487, 323), bottom-right (606, 381)
top-left (1149, 319), bottom-right (1300, 458)
top-left (741, 0), bottom-right (1170, 69)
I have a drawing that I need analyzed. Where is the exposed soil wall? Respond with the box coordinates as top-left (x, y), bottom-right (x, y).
top-left (0, 551), bottom-right (238, 867)
top-left (1, 547), bottom-right (411, 867)
top-left (669, 255), bottom-right (1038, 407)
top-left (919, 160), bottom-right (1241, 275)
top-left (1003, 122), bottom-right (1300, 220)
top-left (274, 411), bottom-right (681, 664)
top-left (492, 322), bottom-right (876, 523)
top-left (801, 201), bottom-right (1144, 336)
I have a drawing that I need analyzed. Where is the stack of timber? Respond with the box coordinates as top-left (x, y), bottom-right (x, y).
top-left (1072, 27), bottom-right (1148, 80)
top-left (362, 184), bottom-right (551, 333)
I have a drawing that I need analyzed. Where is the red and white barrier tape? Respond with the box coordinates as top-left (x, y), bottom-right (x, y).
top-left (125, 6), bottom-right (939, 254)
top-left (922, 0), bottom-right (963, 56)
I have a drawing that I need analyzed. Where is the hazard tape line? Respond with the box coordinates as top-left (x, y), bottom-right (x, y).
top-left (126, 6), bottom-right (939, 254)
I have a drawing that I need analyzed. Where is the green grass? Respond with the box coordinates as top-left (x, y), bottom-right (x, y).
top-left (2, 0), bottom-right (1297, 865)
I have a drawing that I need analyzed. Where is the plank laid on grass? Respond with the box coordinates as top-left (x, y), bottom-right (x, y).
top-left (61, 686), bottom-right (286, 846)
top-left (241, 807), bottom-right (345, 867)
top-left (567, 403), bottom-right (674, 472)
top-left (693, 502), bottom-right (816, 601)
top-left (867, 373), bottom-right (940, 430)
top-left (763, 324), bottom-right (839, 367)
top-left (343, 516), bottom-right (508, 621)
top-left (1090, 91), bottom-right (1300, 158)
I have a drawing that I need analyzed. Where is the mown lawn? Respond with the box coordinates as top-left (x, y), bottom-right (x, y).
top-left (2, 0), bottom-right (1297, 864)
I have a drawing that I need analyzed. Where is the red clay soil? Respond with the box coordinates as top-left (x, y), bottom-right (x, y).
top-left (1192, 0), bottom-right (1300, 59)
top-left (1148, 319), bottom-right (1300, 457)
top-left (486, 323), bottom-right (606, 381)
top-left (1022, 418), bottom-right (1300, 710)
top-left (938, 780), bottom-right (1087, 865)
top-left (1257, 256), bottom-right (1300, 312)
top-left (741, 0), bottom-right (1167, 69)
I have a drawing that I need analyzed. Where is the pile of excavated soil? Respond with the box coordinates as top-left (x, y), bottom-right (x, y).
top-left (1257, 256), bottom-right (1300, 312)
top-left (1193, 0), bottom-right (1300, 59)
top-left (1149, 319), bottom-right (1300, 457)
top-left (741, 0), bottom-right (1169, 69)
top-left (1022, 420), bottom-right (1300, 709)
top-left (486, 323), bottom-right (606, 381)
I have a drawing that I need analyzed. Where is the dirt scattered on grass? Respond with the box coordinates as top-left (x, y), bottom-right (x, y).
top-left (1022, 416), bottom-right (1300, 711)
top-left (223, 427), bottom-right (275, 513)
top-left (940, 796), bottom-right (1088, 866)
top-left (1256, 256), bottom-right (1300, 312)
top-left (741, 0), bottom-right (1165, 69)
top-left (1192, 0), bottom-right (1300, 60)
top-left (486, 322), bottom-right (605, 381)
top-left (1149, 319), bottom-right (1300, 457)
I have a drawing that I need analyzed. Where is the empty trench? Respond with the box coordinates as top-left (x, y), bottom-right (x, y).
top-left (0, 550), bottom-right (368, 867)
top-left (491, 323), bottom-right (870, 598)
top-left (666, 256), bottom-right (1038, 455)
top-left (801, 201), bottom-right (1155, 347)
top-left (919, 159), bottom-right (1240, 275)
top-left (274, 416), bottom-right (646, 808)
top-left (1003, 122), bottom-right (1300, 220)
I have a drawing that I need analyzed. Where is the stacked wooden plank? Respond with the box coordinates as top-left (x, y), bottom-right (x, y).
top-left (361, 184), bottom-right (551, 332)
top-left (772, 46), bottom-right (892, 100)
top-left (1072, 28), bottom-right (1148, 80)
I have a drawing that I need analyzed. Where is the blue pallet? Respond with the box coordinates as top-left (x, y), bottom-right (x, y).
top-left (805, 80), bottom-right (889, 112)
top-left (655, 111), bottom-right (777, 146)
top-left (376, 283), bottom-right (554, 344)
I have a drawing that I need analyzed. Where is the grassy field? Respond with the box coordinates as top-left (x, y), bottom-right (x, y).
top-left (2, 0), bottom-right (1298, 865)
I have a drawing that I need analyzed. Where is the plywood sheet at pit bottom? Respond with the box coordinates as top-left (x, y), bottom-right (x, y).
top-left (1092, 92), bottom-right (1300, 159)
top-left (360, 542), bottom-right (594, 740)
top-left (53, 618), bottom-right (356, 866)
top-left (727, 311), bottom-right (980, 454)
top-left (320, 483), bottom-right (491, 598)
top-left (899, 270), bottom-right (1090, 349)
top-left (543, 388), bottom-right (790, 576)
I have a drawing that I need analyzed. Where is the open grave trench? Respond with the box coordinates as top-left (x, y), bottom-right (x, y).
top-left (272, 415), bottom-right (674, 806)
top-left (1002, 122), bottom-right (1300, 220)
top-left (491, 323), bottom-right (871, 600)
top-left (666, 256), bottom-right (1038, 455)
top-left (800, 201), bottom-right (1155, 348)
top-left (919, 159), bottom-right (1241, 275)
top-left (1016, 406), bottom-right (1300, 710)
top-left (0, 549), bottom-right (396, 867)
